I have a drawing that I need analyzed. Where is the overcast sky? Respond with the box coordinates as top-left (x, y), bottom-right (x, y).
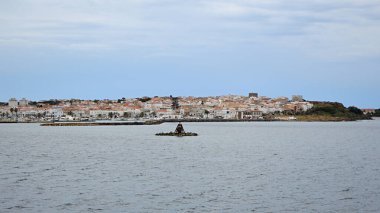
top-left (1, 0), bottom-right (379, 107)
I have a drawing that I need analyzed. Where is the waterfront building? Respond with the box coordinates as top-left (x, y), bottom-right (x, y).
top-left (214, 108), bottom-right (237, 119)
top-left (237, 109), bottom-right (263, 119)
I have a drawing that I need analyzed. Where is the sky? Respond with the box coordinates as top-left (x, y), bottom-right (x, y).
top-left (1, 0), bottom-right (379, 108)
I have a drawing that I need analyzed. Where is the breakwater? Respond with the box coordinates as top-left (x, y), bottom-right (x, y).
top-left (162, 119), bottom-right (275, 122)
top-left (40, 120), bottom-right (162, 126)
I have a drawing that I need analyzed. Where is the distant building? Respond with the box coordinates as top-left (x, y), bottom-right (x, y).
top-left (8, 98), bottom-right (18, 108)
top-left (274, 97), bottom-right (289, 104)
top-left (362, 109), bottom-right (376, 115)
top-left (249, 92), bottom-right (258, 98)
top-left (19, 98), bottom-right (28, 107)
top-left (292, 95), bottom-right (303, 102)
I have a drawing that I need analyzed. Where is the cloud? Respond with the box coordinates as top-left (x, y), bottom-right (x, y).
top-left (0, 0), bottom-right (380, 59)
top-left (200, 0), bottom-right (380, 59)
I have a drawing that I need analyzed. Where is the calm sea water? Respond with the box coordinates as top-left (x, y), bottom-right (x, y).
top-left (1, 120), bottom-right (380, 212)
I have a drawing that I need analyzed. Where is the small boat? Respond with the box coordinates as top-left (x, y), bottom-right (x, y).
top-left (155, 122), bottom-right (198, 136)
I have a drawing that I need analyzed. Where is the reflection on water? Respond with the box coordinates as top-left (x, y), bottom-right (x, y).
top-left (1, 120), bottom-right (380, 212)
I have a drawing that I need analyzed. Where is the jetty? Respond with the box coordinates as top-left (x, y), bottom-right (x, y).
top-left (41, 120), bottom-right (162, 126)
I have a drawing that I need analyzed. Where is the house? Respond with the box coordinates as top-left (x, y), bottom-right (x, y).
top-left (214, 108), bottom-right (236, 119)
top-left (292, 95), bottom-right (303, 102)
top-left (237, 109), bottom-right (262, 119)
top-left (362, 109), bottom-right (376, 115)
top-left (8, 98), bottom-right (18, 108)
top-left (19, 98), bottom-right (29, 107)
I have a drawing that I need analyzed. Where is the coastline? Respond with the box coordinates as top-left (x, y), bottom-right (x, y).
top-left (0, 117), bottom-right (374, 126)
top-left (295, 115), bottom-right (373, 122)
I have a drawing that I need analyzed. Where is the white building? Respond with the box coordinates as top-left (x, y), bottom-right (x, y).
top-left (19, 98), bottom-right (28, 107)
top-left (297, 102), bottom-right (313, 111)
top-left (8, 98), bottom-right (18, 108)
top-left (237, 109), bottom-right (263, 119)
top-left (214, 109), bottom-right (237, 119)
top-left (292, 95), bottom-right (304, 102)
top-left (47, 107), bottom-right (64, 118)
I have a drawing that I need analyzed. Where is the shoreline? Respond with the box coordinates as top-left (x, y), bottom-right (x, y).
top-left (0, 117), bottom-right (376, 126)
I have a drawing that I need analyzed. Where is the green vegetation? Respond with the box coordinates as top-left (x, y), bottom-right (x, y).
top-left (40, 99), bottom-right (60, 105)
top-left (117, 97), bottom-right (126, 103)
top-left (28, 101), bottom-right (38, 106)
top-left (373, 109), bottom-right (380, 117)
top-left (297, 102), bottom-right (370, 121)
top-left (171, 96), bottom-right (179, 110)
top-left (138, 97), bottom-right (151, 102)
top-left (123, 112), bottom-right (132, 118)
top-left (348, 106), bottom-right (363, 115)
top-left (204, 110), bottom-right (210, 118)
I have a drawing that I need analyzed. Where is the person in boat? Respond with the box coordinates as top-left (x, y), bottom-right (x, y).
top-left (175, 122), bottom-right (185, 134)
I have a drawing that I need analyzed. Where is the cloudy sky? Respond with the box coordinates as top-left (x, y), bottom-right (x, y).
top-left (1, 0), bottom-right (379, 107)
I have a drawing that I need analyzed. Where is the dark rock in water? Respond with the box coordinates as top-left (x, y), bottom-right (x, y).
top-left (156, 123), bottom-right (198, 136)
top-left (155, 132), bottom-right (198, 136)
top-left (175, 123), bottom-right (185, 133)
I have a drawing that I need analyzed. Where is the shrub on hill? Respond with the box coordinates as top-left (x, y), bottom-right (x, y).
top-left (347, 106), bottom-right (363, 115)
top-left (305, 102), bottom-right (369, 120)
top-left (373, 109), bottom-right (380, 117)
top-left (40, 99), bottom-right (60, 105)
top-left (138, 97), bottom-right (151, 102)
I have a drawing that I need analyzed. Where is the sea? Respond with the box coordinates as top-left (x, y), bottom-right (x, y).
top-left (1, 119), bottom-right (380, 212)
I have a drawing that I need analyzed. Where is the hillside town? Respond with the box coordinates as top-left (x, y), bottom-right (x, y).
top-left (0, 93), bottom-right (316, 122)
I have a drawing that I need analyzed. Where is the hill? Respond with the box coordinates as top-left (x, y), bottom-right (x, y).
top-left (296, 102), bottom-right (371, 121)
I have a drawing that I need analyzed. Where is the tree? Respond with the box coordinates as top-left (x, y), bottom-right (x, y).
top-left (348, 106), bottom-right (363, 115)
top-left (117, 97), bottom-right (126, 103)
top-left (123, 112), bottom-right (131, 118)
top-left (138, 97), bottom-right (151, 102)
top-left (204, 110), bottom-right (210, 118)
top-left (373, 109), bottom-right (380, 117)
top-left (171, 97), bottom-right (180, 110)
